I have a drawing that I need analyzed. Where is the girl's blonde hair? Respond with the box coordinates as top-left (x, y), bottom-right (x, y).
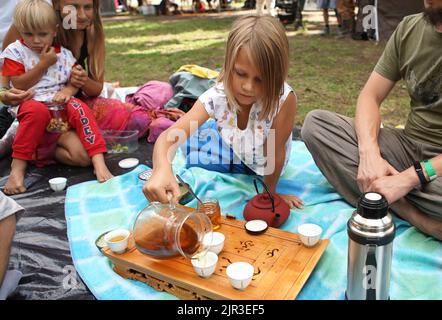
top-left (52, 0), bottom-right (105, 82)
top-left (218, 15), bottom-right (289, 120)
top-left (14, 0), bottom-right (58, 33)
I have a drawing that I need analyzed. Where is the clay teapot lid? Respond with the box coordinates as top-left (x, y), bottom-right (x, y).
top-left (249, 192), bottom-right (283, 210)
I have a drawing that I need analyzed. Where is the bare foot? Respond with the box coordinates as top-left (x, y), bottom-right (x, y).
top-left (4, 159), bottom-right (27, 195)
top-left (91, 153), bottom-right (113, 183)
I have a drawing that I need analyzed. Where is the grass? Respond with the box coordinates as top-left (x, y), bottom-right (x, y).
top-left (104, 13), bottom-right (410, 127)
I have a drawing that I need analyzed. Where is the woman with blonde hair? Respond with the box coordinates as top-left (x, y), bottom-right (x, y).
top-left (52, 0), bottom-right (141, 135)
top-left (143, 15), bottom-right (304, 209)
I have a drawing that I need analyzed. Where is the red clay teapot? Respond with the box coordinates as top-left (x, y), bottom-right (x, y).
top-left (243, 178), bottom-right (290, 228)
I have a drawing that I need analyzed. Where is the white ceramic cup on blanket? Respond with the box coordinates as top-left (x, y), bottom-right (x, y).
top-left (49, 177), bottom-right (67, 192)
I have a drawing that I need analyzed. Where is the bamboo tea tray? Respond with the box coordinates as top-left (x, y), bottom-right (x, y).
top-left (102, 216), bottom-right (329, 300)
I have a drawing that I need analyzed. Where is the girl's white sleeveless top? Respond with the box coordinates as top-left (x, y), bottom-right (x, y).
top-left (199, 82), bottom-right (294, 176)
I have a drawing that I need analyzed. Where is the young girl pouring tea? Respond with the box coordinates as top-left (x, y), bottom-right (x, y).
top-left (143, 15), bottom-right (303, 209)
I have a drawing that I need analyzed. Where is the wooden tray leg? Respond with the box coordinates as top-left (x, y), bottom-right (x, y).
top-left (113, 264), bottom-right (212, 300)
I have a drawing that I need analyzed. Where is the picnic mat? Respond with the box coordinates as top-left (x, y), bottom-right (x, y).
top-left (65, 141), bottom-right (442, 300)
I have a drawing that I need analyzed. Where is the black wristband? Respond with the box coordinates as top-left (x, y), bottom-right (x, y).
top-left (413, 161), bottom-right (428, 186)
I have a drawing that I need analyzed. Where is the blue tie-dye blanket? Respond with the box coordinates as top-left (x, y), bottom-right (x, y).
top-left (65, 141), bottom-right (442, 300)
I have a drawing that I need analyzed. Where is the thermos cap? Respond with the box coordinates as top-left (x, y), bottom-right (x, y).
top-left (365, 192), bottom-right (382, 201)
top-left (358, 192), bottom-right (389, 219)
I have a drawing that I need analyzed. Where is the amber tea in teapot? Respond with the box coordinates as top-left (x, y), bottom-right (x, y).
top-left (135, 219), bottom-right (200, 257)
top-left (132, 202), bottom-right (212, 259)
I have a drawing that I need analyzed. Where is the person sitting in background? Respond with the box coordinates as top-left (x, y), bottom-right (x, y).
top-left (3, 0), bottom-right (147, 140)
top-left (157, 0), bottom-right (180, 15)
top-left (1, 0), bottom-right (112, 195)
top-left (193, 0), bottom-right (206, 13)
top-left (302, 0), bottom-right (442, 240)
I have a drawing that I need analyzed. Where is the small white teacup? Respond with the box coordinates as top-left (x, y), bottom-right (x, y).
top-left (191, 251), bottom-right (218, 278)
top-left (203, 231), bottom-right (225, 255)
top-left (104, 229), bottom-right (130, 254)
top-left (298, 223), bottom-right (323, 247)
top-left (49, 177), bottom-right (67, 192)
top-left (226, 262), bottom-right (254, 290)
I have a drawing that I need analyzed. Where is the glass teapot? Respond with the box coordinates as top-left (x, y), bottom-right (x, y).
top-left (132, 196), bottom-right (213, 259)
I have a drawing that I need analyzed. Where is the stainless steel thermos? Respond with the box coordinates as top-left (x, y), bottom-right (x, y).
top-left (346, 192), bottom-right (395, 300)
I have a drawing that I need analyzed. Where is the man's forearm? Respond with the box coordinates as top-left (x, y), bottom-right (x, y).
top-left (355, 92), bottom-right (382, 157)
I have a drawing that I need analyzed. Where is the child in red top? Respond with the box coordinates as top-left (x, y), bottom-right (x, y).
top-left (0, 0), bottom-right (113, 195)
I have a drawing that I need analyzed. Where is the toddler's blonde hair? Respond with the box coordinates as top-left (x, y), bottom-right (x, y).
top-left (14, 0), bottom-right (58, 33)
top-left (218, 15), bottom-right (289, 120)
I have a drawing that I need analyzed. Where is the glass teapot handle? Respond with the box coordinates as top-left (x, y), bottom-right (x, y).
top-left (166, 191), bottom-right (176, 210)
top-left (253, 177), bottom-right (275, 213)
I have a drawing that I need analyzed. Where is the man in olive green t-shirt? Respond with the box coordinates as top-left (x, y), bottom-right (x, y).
top-left (302, 0), bottom-right (442, 241)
